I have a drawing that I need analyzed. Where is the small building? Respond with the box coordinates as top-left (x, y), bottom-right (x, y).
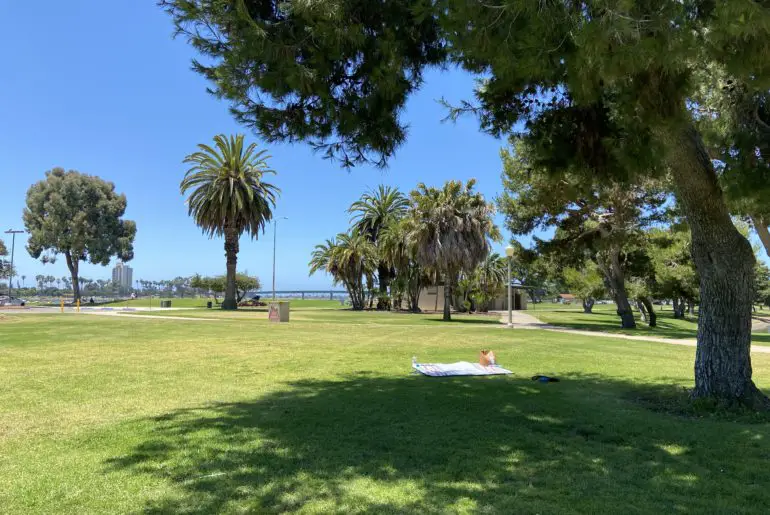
top-left (417, 285), bottom-right (528, 313)
top-left (554, 293), bottom-right (576, 304)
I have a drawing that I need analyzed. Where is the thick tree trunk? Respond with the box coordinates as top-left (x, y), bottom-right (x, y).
top-left (672, 297), bottom-right (682, 318)
top-left (64, 251), bottom-right (81, 302)
top-left (641, 297), bottom-right (656, 328)
top-left (376, 263), bottom-right (391, 310)
top-left (687, 299), bottom-right (695, 316)
top-left (751, 215), bottom-right (770, 258)
top-left (582, 297), bottom-right (595, 313)
top-left (443, 274), bottom-right (451, 321)
top-left (222, 227), bottom-right (239, 310)
top-left (609, 252), bottom-right (636, 329)
top-left (665, 125), bottom-right (768, 409)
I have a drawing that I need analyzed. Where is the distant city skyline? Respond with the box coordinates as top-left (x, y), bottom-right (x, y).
top-left (112, 261), bottom-right (133, 291)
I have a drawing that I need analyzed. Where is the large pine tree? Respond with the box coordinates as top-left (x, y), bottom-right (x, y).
top-left (162, 1), bottom-right (770, 408)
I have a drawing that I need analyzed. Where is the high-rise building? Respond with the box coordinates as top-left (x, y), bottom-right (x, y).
top-left (112, 261), bottom-right (133, 291)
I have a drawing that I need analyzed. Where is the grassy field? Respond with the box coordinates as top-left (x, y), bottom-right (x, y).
top-left (3, 310), bottom-right (770, 513)
top-left (532, 302), bottom-right (770, 342)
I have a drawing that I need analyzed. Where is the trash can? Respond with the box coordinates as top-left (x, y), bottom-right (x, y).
top-left (206, 301), bottom-right (213, 309)
top-left (268, 301), bottom-right (290, 322)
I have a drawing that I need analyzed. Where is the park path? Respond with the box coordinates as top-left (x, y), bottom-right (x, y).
top-left (494, 311), bottom-right (770, 354)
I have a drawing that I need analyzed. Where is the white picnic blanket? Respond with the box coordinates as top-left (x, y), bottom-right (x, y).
top-left (412, 361), bottom-right (512, 377)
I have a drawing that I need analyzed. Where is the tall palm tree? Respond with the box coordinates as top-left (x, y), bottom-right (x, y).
top-left (309, 231), bottom-right (377, 310)
top-left (21, 275), bottom-right (26, 288)
top-left (349, 185), bottom-right (408, 308)
top-left (181, 134), bottom-right (279, 310)
top-left (404, 179), bottom-right (500, 321)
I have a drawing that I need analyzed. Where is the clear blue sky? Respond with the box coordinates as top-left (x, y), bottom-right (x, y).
top-left (0, 2), bottom-right (765, 291)
top-left (0, 1), bottom-right (521, 290)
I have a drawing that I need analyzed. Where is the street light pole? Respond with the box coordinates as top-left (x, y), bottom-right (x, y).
top-left (5, 229), bottom-right (24, 299)
top-left (505, 245), bottom-right (514, 329)
top-left (272, 217), bottom-right (288, 300)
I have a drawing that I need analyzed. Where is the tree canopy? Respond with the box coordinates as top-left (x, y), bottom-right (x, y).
top-left (23, 168), bottom-right (136, 301)
top-left (163, 0), bottom-right (770, 406)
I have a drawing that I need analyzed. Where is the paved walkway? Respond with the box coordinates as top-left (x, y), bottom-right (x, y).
top-left (492, 311), bottom-right (770, 354)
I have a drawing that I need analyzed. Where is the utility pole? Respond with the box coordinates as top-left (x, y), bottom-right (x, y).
top-left (5, 229), bottom-right (24, 299)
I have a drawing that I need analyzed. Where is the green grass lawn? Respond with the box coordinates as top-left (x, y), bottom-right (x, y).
top-left (532, 302), bottom-right (770, 343)
top-left (4, 311), bottom-right (770, 513)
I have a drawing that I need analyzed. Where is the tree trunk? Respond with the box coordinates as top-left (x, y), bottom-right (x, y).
top-left (443, 274), bottom-right (451, 321)
top-left (665, 125), bottom-right (767, 409)
top-left (64, 251), bottom-right (81, 303)
top-left (582, 297), bottom-right (595, 313)
top-left (751, 215), bottom-right (770, 258)
top-left (597, 252), bottom-right (636, 329)
top-left (672, 297), bottom-right (682, 318)
top-left (376, 263), bottom-right (391, 310)
top-left (222, 227), bottom-right (239, 310)
top-left (641, 297), bottom-right (656, 328)
top-left (687, 299), bottom-right (695, 316)
top-left (636, 299), bottom-right (648, 323)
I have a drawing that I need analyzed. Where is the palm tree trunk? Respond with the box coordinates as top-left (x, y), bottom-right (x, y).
top-left (222, 226), bottom-right (239, 310)
top-left (443, 274), bottom-right (451, 321)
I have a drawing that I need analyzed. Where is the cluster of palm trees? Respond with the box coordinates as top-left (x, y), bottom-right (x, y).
top-left (310, 180), bottom-right (501, 320)
top-left (31, 275), bottom-right (112, 295)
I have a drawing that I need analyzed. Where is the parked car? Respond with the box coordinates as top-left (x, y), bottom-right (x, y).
top-left (0, 296), bottom-right (27, 306)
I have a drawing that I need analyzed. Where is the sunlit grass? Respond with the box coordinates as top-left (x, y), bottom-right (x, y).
top-left (2, 312), bottom-right (770, 513)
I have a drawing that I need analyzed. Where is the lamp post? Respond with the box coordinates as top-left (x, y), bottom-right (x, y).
top-left (5, 229), bottom-right (24, 299)
top-left (505, 245), bottom-right (515, 328)
top-left (272, 217), bottom-right (288, 300)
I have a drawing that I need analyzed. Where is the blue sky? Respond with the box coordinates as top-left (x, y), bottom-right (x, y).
top-left (0, 1), bottom-right (522, 290)
top-left (1, 2), bottom-right (765, 291)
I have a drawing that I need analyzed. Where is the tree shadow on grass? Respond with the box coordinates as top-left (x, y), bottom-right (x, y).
top-left (106, 374), bottom-right (770, 513)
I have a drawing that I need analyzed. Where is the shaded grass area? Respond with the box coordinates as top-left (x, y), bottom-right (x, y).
top-left (534, 303), bottom-right (770, 344)
top-left (3, 314), bottom-right (770, 512)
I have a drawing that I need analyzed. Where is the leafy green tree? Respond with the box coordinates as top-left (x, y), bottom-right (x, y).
top-left (23, 168), bottom-right (136, 302)
top-left (563, 266), bottom-right (606, 315)
top-left (349, 185), bottom-right (408, 309)
top-left (403, 180), bottom-right (499, 321)
top-left (499, 139), bottom-right (667, 328)
top-left (309, 231), bottom-right (378, 310)
top-left (694, 68), bottom-right (770, 257)
top-left (234, 273), bottom-right (261, 303)
top-left (647, 227), bottom-right (700, 320)
top-left (0, 239), bottom-right (10, 280)
top-left (180, 134), bottom-right (279, 310)
top-left (755, 263), bottom-right (770, 310)
top-left (163, 0), bottom-right (770, 405)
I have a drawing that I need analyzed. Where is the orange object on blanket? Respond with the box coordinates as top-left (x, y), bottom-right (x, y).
top-left (479, 350), bottom-right (497, 366)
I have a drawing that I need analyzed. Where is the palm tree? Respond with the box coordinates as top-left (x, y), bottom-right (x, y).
top-left (473, 253), bottom-right (508, 312)
top-left (349, 185), bottom-right (408, 309)
top-left (404, 180), bottom-right (500, 321)
top-left (379, 218), bottom-right (427, 312)
top-left (309, 231), bottom-right (377, 310)
top-left (21, 275), bottom-right (26, 288)
top-left (181, 134), bottom-right (279, 310)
